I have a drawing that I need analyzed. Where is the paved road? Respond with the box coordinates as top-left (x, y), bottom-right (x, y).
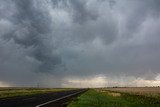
top-left (0, 89), bottom-right (87, 107)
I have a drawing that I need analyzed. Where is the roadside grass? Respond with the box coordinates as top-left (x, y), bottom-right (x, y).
top-left (0, 88), bottom-right (72, 99)
top-left (68, 89), bottom-right (160, 107)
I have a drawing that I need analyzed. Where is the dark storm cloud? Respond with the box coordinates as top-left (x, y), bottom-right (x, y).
top-left (116, 0), bottom-right (160, 38)
top-left (69, 0), bottom-right (99, 23)
top-left (1, 0), bottom-right (62, 73)
top-left (0, 0), bottom-right (160, 87)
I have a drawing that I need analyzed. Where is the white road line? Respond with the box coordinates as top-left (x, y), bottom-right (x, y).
top-left (36, 90), bottom-right (85, 107)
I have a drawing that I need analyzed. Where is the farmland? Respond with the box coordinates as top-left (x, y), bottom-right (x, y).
top-left (0, 87), bottom-right (72, 99)
top-left (1, 87), bottom-right (160, 107)
top-left (68, 88), bottom-right (160, 107)
top-left (104, 87), bottom-right (160, 97)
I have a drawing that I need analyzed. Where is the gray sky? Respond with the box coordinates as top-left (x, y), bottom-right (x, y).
top-left (0, 0), bottom-right (160, 87)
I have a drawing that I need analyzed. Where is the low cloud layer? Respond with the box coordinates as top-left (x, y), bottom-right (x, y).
top-left (0, 0), bottom-right (160, 87)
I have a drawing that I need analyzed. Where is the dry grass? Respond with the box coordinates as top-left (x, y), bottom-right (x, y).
top-left (108, 92), bottom-right (121, 97)
top-left (0, 87), bottom-right (72, 99)
top-left (97, 89), bottom-right (121, 97)
top-left (104, 87), bottom-right (160, 97)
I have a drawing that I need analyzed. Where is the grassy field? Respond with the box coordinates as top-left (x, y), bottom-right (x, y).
top-left (68, 88), bottom-right (160, 107)
top-left (0, 87), bottom-right (72, 99)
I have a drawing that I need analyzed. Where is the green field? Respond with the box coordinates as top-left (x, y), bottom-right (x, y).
top-left (0, 88), bottom-right (71, 99)
top-left (68, 89), bottom-right (160, 107)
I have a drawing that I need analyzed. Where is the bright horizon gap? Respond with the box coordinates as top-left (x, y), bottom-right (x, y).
top-left (1, 74), bottom-right (160, 88)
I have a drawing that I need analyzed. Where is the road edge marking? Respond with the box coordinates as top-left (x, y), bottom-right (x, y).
top-left (36, 90), bottom-right (85, 107)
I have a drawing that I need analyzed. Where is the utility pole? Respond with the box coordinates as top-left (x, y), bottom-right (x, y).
top-left (37, 82), bottom-right (40, 88)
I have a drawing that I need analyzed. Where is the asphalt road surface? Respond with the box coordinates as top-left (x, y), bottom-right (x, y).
top-left (0, 89), bottom-right (87, 107)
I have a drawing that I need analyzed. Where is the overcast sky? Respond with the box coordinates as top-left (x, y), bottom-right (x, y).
top-left (0, 0), bottom-right (160, 87)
